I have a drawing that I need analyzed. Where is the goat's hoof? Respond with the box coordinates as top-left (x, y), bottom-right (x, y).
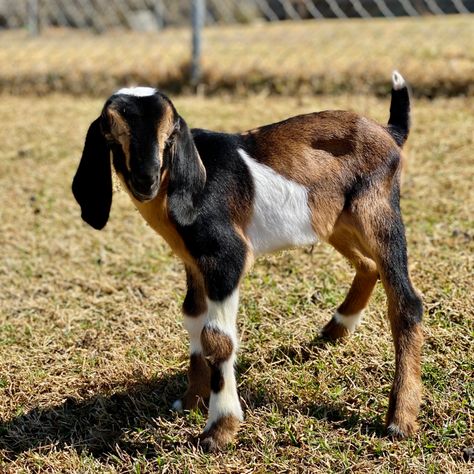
top-left (320, 317), bottom-right (350, 341)
top-left (199, 415), bottom-right (241, 452)
top-left (172, 393), bottom-right (209, 413)
top-left (386, 420), bottom-right (418, 439)
top-left (171, 399), bottom-right (184, 413)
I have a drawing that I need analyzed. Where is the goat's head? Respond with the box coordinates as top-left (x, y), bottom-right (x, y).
top-left (72, 87), bottom-right (205, 230)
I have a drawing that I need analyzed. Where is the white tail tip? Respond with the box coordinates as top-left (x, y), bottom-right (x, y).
top-left (392, 70), bottom-right (406, 91)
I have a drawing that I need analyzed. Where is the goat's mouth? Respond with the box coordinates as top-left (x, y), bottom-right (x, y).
top-left (129, 179), bottom-right (160, 203)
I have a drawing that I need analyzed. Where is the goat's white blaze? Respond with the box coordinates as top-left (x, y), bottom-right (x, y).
top-left (238, 149), bottom-right (318, 256)
top-left (334, 310), bottom-right (364, 333)
top-left (205, 289), bottom-right (243, 428)
top-left (116, 86), bottom-right (157, 97)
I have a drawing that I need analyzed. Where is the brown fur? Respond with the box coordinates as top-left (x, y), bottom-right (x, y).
top-left (386, 323), bottom-right (423, 437)
top-left (344, 187), bottom-right (423, 435)
top-left (107, 108), bottom-right (132, 170)
top-left (329, 215), bottom-right (379, 316)
top-left (183, 266), bottom-right (207, 317)
top-left (201, 327), bottom-right (234, 365)
top-left (199, 415), bottom-right (241, 452)
top-left (182, 353), bottom-right (211, 411)
top-left (321, 317), bottom-right (351, 341)
top-left (156, 101), bottom-right (174, 156)
top-left (115, 169), bottom-right (197, 269)
top-left (242, 112), bottom-right (397, 239)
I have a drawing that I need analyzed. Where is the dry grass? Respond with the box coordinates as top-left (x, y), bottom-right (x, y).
top-left (1, 14), bottom-right (474, 96)
top-left (0, 90), bottom-right (472, 472)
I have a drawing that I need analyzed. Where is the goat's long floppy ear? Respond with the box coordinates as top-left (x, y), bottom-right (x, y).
top-left (167, 117), bottom-right (206, 226)
top-left (72, 117), bottom-right (112, 230)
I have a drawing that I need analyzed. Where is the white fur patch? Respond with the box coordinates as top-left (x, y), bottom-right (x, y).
top-left (116, 86), bottom-right (157, 97)
top-left (238, 149), bottom-right (318, 255)
top-left (183, 314), bottom-right (206, 354)
top-left (206, 290), bottom-right (239, 347)
top-left (334, 310), bottom-right (364, 333)
top-left (392, 71), bottom-right (406, 91)
top-left (205, 357), bottom-right (243, 429)
top-left (204, 289), bottom-right (243, 427)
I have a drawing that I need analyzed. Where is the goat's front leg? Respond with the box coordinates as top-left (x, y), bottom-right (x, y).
top-left (199, 288), bottom-right (243, 452)
top-left (173, 266), bottom-right (210, 412)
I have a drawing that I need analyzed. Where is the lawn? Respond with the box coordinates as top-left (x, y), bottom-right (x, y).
top-left (0, 89), bottom-right (472, 472)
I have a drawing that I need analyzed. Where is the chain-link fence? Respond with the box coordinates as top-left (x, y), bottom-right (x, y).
top-left (0, 0), bottom-right (473, 96)
top-left (2, 0), bottom-right (473, 30)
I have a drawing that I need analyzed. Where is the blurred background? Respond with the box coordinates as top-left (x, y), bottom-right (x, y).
top-left (0, 0), bottom-right (473, 97)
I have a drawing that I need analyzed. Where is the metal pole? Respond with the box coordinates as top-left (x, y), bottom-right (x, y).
top-left (28, 0), bottom-right (40, 36)
top-left (154, 0), bottom-right (164, 30)
top-left (191, 0), bottom-right (205, 88)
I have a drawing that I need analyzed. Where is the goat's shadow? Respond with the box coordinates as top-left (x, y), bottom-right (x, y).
top-left (0, 336), bottom-right (386, 461)
top-left (264, 335), bottom-right (387, 437)
top-left (0, 371), bottom-right (189, 461)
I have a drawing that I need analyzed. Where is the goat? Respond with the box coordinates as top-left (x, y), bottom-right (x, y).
top-left (72, 72), bottom-right (423, 451)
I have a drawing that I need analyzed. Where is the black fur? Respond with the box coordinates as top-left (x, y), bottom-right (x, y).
top-left (72, 117), bottom-right (112, 230)
top-left (173, 129), bottom-right (254, 302)
top-left (382, 183), bottom-right (423, 327)
top-left (210, 365), bottom-right (225, 393)
top-left (166, 117), bottom-right (206, 226)
top-left (387, 83), bottom-right (411, 147)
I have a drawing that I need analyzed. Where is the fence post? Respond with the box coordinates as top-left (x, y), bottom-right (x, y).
top-left (191, 0), bottom-right (205, 88)
top-left (154, 0), bottom-right (164, 29)
top-left (27, 0), bottom-right (40, 36)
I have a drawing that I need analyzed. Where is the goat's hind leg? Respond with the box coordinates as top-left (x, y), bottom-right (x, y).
top-left (356, 195), bottom-right (423, 437)
top-left (322, 223), bottom-right (379, 340)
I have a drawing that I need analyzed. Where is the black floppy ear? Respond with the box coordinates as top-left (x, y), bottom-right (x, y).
top-left (72, 117), bottom-right (112, 230)
top-left (167, 116), bottom-right (206, 226)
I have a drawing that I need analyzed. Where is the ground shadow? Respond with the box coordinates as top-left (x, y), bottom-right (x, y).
top-left (0, 371), bottom-right (188, 461)
top-left (266, 335), bottom-right (387, 438)
top-left (0, 336), bottom-right (387, 461)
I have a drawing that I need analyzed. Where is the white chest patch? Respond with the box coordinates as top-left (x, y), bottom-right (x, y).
top-left (115, 86), bottom-right (157, 97)
top-left (238, 149), bottom-right (318, 255)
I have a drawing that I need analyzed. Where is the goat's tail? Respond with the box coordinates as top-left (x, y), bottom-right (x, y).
top-left (387, 71), bottom-right (411, 147)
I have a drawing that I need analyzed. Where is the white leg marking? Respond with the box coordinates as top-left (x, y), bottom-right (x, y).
top-left (204, 289), bottom-right (243, 428)
top-left (183, 314), bottom-right (206, 355)
top-left (392, 71), bottom-right (406, 91)
top-left (238, 149), bottom-right (318, 255)
top-left (205, 357), bottom-right (243, 429)
top-left (334, 310), bottom-right (364, 333)
top-left (205, 290), bottom-right (239, 348)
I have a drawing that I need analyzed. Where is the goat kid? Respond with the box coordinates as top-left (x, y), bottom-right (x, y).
top-left (72, 72), bottom-right (423, 451)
